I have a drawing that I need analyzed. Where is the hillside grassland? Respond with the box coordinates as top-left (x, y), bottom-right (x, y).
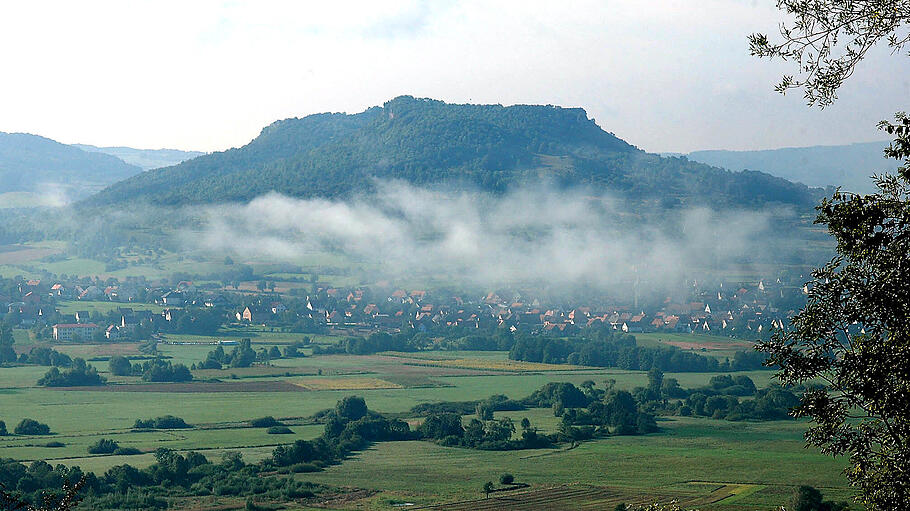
top-left (0, 341), bottom-right (854, 509)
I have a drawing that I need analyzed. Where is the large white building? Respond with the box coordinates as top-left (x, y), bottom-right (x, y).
top-left (52, 323), bottom-right (100, 341)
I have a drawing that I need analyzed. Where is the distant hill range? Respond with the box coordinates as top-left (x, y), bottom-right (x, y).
top-left (0, 132), bottom-right (203, 206)
top-left (73, 144), bottom-right (204, 171)
top-left (678, 142), bottom-right (898, 194)
top-left (0, 132), bottom-right (142, 204)
top-left (89, 96), bottom-right (822, 208)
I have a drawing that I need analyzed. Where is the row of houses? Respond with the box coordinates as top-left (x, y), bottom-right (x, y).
top-left (230, 280), bottom-right (801, 339)
top-left (3, 274), bottom-right (806, 342)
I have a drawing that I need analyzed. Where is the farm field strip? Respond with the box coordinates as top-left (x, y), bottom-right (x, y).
top-left (291, 376), bottom-right (403, 390)
top-left (418, 484), bottom-right (672, 510)
top-left (388, 355), bottom-right (590, 372)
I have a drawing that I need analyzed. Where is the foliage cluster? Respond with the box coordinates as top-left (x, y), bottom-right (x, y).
top-left (37, 358), bottom-right (105, 387)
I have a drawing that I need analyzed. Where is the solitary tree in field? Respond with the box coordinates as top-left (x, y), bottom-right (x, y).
top-left (482, 481), bottom-right (494, 498)
top-left (753, 2), bottom-right (910, 509)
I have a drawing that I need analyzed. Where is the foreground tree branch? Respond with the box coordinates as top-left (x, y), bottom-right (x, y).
top-left (749, 1), bottom-right (910, 106)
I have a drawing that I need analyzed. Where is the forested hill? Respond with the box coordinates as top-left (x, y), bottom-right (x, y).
top-left (683, 141), bottom-right (897, 195)
top-left (0, 132), bottom-right (141, 194)
top-left (89, 96), bottom-right (822, 207)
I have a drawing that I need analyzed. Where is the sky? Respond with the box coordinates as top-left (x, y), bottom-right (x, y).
top-left (1, 0), bottom-right (907, 154)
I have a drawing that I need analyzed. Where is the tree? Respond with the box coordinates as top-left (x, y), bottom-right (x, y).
top-left (647, 366), bottom-right (664, 399)
top-left (483, 481), bottom-right (494, 498)
top-left (14, 418), bottom-right (51, 435)
top-left (760, 122), bottom-right (910, 509)
top-left (230, 339), bottom-right (257, 368)
top-left (0, 322), bottom-right (16, 364)
top-left (0, 322), bottom-right (13, 345)
top-left (335, 395), bottom-right (368, 421)
top-left (0, 343), bottom-right (15, 364)
top-left (749, 1), bottom-right (910, 106)
top-left (109, 355), bottom-right (133, 376)
top-left (499, 473), bottom-right (514, 485)
top-left (753, 4), bottom-right (910, 510)
top-left (792, 485), bottom-right (848, 511)
top-left (87, 438), bottom-right (120, 454)
top-left (476, 402), bottom-right (494, 420)
top-left (38, 358), bottom-right (106, 387)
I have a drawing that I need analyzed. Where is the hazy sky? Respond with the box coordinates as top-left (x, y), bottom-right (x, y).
top-left (1, 0), bottom-right (906, 153)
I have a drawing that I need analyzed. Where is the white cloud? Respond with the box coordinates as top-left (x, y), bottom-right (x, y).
top-left (190, 181), bottom-right (784, 293)
top-left (0, 1), bottom-right (905, 153)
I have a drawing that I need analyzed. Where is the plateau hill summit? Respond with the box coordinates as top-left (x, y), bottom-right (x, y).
top-left (90, 96), bottom-right (820, 207)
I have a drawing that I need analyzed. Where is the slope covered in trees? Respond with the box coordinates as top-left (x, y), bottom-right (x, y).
top-left (0, 132), bottom-right (141, 195)
top-left (90, 96), bottom-right (822, 207)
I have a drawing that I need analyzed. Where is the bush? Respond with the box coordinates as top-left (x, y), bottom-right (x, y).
top-left (140, 359), bottom-right (192, 382)
top-left (134, 415), bottom-right (191, 429)
top-left (499, 473), bottom-right (514, 485)
top-left (791, 485), bottom-right (849, 511)
top-left (114, 447), bottom-right (142, 455)
top-left (44, 441), bottom-right (65, 447)
top-left (267, 426), bottom-right (294, 434)
top-left (290, 462), bottom-right (321, 473)
top-left (109, 355), bottom-right (133, 376)
top-left (14, 418), bottom-right (51, 435)
top-left (88, 438), bottom-right (120, 454)
top-left (250, 416), bottom-right (282, 428)
top-left (37, 358), bottom-right (106, 387)
top-left (0, 420), bottom-right (6, 436)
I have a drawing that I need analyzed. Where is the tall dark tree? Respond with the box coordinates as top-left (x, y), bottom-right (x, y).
top-left (753, 3), bottom-right (910, 509)
top-left (0, 323), bottom-right (16, 364)
top-left (760, 121), bottom-right (910, 510)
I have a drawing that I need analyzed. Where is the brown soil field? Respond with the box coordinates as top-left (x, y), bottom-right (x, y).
top-left (0, 245), bottom-right (60, 264)
top-left (55, 343), bottom-right (144, 358)
top-left (291, 377), bottom-right (402, 390)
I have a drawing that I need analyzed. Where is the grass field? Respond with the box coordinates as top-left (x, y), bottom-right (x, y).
top-left (384, 352), bottom-right (590, 372)
top-left (55, 300), bottom-right (166, 314)
top-left (635, 332), bottom-right (757, 361)
top-left (0, 342), bottom-right (856, 509)
top-left (303, 419), bottom-right (853, 509)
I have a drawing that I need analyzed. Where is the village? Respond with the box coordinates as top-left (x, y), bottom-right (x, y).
top-left (0, 271), bottom-right (809, 345)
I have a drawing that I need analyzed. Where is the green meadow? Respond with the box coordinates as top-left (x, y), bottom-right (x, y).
top-left (0, 341), bottom-right (855, 509)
